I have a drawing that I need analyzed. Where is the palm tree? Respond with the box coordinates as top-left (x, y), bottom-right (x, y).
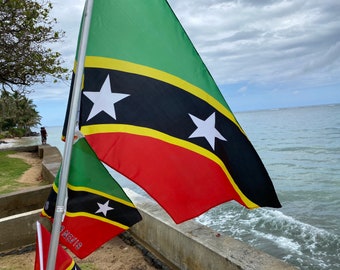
top-left (0, 90), bottom-right (41, 136)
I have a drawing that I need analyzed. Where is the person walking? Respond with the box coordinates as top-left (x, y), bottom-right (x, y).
top-left (40, 127), bottom-right (47, 144)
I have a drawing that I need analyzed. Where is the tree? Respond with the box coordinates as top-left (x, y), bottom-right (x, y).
top-left (0, 90), bottom-right (41, 136)
top-left (0, 90), bottom-right (15, 131)
top-left (0, 0), bottom-right (68, 92)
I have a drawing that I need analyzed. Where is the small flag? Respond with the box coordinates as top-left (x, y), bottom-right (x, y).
top-left (42, 137), bottom-right (142, 258)
top-left (63, 0), bottom-right (281, 224)
top-left (34, 221), bottom-right (80, 270)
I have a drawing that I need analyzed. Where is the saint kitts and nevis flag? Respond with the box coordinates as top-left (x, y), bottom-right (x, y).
top-left (35, 221), bottom-right (80, 270)
top-left (63, 0), bottom-right (281, 224)
top-left (41, 137), bottom-right (142, 259)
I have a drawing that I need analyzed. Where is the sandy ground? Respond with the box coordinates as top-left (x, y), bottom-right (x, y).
top-left (0, 237), bottom-right (160, 270)
top-left (0, 151), bottom-right (162, 270)
top-left (7, 152), bottom-right (43, 184)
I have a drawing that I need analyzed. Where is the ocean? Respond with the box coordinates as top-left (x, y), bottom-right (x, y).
top-left (197, 104), bottom-right (340, 270)
top-left (11, 104), bottom-right (340, 270)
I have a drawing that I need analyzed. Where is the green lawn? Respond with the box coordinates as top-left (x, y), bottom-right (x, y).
top-left (0, 150), bottom-right (32, 194)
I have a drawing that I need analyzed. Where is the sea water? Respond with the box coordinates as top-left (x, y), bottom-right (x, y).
top-left (43, 104), bottom-right (340, 270)
top-left (197, 104), bottom-right (340, 270)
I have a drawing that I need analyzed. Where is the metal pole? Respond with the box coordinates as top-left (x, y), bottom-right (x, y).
top-left (46, 0), bottom-right (94, 269)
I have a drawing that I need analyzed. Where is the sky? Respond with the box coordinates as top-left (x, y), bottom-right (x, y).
top-left (30, 0), bottom-right (340, 127)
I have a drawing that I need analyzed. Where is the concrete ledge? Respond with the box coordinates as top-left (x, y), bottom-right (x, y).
top-left (126, 190), bottom-right (297, 270)
top-left (38, 144), bottom-right (62, 183)
top-left (0, 210), bottom-right (51, 253)
top-left (0, 145), bottom-right (56, 253)
top-left (0, 145), bottom-right (38, 153)
top-left (0, 185), bottom-right (51, 218)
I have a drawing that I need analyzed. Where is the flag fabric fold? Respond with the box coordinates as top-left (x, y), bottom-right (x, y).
top-left (35, 221), bottom-right (80, 270)
top-left (63, 0), bottom-right (281, 224)
top-left (42, 137), bottom-right (142, 258)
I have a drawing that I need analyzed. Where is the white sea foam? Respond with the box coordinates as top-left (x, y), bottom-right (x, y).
top-left (197, 205), bottom-right (340, 269)
top-left (0, 137), bottom-right (40, 149)
top-left (253, 231), bottom-right (302, 255)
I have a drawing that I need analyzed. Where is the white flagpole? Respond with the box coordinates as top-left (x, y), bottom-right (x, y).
top-left (36, 221), bottom-right (44, 270)
top-left (46, 0), bottom-right (94, 269)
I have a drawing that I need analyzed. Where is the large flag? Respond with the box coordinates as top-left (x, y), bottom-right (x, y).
top-left (35, 221), bottom-right (80, 270)
top-left (42, 137), bottom-right (142, 258)
top-left (63, 0), bottom-right (281, 224)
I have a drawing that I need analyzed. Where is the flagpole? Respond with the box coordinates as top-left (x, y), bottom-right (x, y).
top-left (46, 0), bottom-right (94, 269)
top-left (36, 222), bottom-right (44, 270)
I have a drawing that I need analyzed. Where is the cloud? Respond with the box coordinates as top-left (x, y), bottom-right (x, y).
top-left (31, 0), bottom-right (340, 121)
top-left (48, 0), bottom-right (340, 89)
top-left (238, 86), bottom-right (248, 93)
top-left (49, 0), bottom-right (85, 68)
top-left (28, 1), bottom-right (85, 103)
top-left (168, 0), bottom-right (340, 88)
top-left (303, 41), bottom-right (340, 72)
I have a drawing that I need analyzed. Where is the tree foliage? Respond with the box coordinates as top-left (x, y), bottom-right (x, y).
top-left (0, 0), bottom-right (68, 92)
top-left (0, 90), bottom-right (41, 136)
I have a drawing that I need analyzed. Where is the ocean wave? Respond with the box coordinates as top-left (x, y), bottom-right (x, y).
top-left (270, 146), bottom-right (340, 154)
top-left (0, 137), bottom-right (40, 149)
top-left (197, 206), bottom-right (340, 270)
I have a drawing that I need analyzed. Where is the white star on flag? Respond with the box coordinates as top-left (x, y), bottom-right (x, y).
top-left (188, 112), bottom-right (227, 150)
top-left (83, 74), bottom-right (129, 121)
top-left (95, 200), bottom-right (114, 216)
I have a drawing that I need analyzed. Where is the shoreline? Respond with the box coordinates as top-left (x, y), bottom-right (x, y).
top-left (0, 136), bottom-right (41, 150)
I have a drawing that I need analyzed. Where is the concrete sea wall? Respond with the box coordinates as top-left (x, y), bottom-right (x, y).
top-left (127, 191), bottom-right (296, 270)
top-left (0, 145), bottom-right (296, 269)
top-left (0, 145), bottom-right (59, 253)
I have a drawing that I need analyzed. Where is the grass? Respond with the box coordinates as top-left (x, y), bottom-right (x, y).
top-left (0, 150), bottom-right (32, 194)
